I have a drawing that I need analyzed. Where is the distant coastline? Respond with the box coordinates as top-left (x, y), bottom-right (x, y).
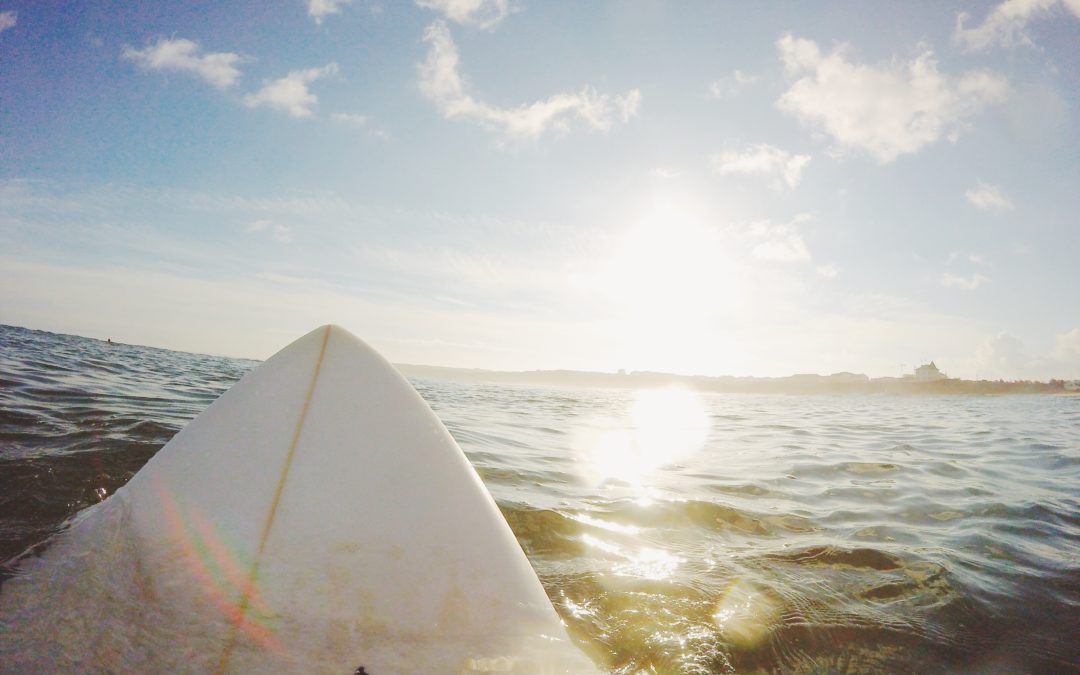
top-left (4, 324), bottom-right (1075, 395)
top-left (398, 363), bottom-right (1078, 395)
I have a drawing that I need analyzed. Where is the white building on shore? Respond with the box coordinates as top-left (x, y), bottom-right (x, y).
top-left (913, 361), bottom-right (948, 382)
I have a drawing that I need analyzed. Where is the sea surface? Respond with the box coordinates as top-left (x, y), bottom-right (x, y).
top-left (1, 324), bottom-right (1079, 673)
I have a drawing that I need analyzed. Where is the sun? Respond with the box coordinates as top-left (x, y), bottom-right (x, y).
top-left (576, 187), bottom-right (742, 373)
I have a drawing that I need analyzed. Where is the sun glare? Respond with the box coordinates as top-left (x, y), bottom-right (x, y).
top-left (577, 387), bottom-right (711, 488)
top-left (601, 194), bottom-right (728, 317)
top-left (576, 189), bottom-right (743, 373)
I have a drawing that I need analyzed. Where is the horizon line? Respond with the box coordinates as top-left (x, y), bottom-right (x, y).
top-left (6, 322), bottom-right (1074, 386)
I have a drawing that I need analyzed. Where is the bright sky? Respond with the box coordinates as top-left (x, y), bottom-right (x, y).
top-left (1, 0), bottom-right (1078, 379)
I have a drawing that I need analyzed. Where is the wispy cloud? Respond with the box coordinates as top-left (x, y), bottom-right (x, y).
top-left (331, 112), bottom-right (392, 140)
top-left (244, 63), bottom-right (338, 117)
top-left (416, 0), bottom-right (513, 29)
top-left (245, 219), bottom-right (293, 243)
top-left (650, 168), bottom-right (680, 180)
top-left (308, 0), bottom-right (353, 24)
top-left (965, 181), bottom-right (1014, 213)
top-left (941, 272), bottom-right (990, 290)
top-left (708, 69), bottom-right (758, 99)
top-left (740, 214), bottom-right (813, 262)
top-left (955, 0), bottom-right (1080, 51)
top-left (816, 264), bottom-right (840, 278)
top-left (331, 112), bottom-right (368, 127)
top-left (711, 143), bottom-right (811, 189)
top-left (0, 10), bottom-right (16, 33)
top-left (332, 111), bottom-right (393, 140)
top-left (122, 38), bottom-right (243, 90)
top-left (776, 34), bottom-right (1008, 163)
top-left (418, 21), bottom-right (640, 142)
top-left (950, 251), bottom-right (989, 265)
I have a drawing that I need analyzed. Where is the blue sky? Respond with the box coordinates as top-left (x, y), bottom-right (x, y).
top-left (1, 0), bottom-right (1078, 379)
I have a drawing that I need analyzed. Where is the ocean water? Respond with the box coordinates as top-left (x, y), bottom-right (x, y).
top-left (1, 324), bottom-right (1078, 673)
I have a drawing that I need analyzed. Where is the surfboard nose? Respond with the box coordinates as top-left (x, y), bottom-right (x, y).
top-left (105, 324), bottom-right (600, 672)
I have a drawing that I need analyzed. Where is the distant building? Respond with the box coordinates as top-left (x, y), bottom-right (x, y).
top-left (914, 361), bottom-right (948, 382)
top-left (1066, 380), bottom-right (1080, 392)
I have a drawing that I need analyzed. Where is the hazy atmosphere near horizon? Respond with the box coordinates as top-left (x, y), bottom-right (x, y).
top-left (1, 0), bottom-right (1078, 380)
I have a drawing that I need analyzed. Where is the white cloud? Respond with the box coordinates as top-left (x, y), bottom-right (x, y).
top-left (965, 181), bottom-right (1014, 212)
top-left (941, 272), bottom-right (990, 290)
top-left (418, 21), bottom-right (640, 141)
top-left (955, 0), bottom-right (1080, 51)
top-left (416, 0), bottom-right (512, 29)
top-left (776, 34), bottom-right (1008, 163)
top-left (122, 38), bottom-right (243, 90)
top-left (308, 0), bottom-right (353, 24)
top-left (0, 10), bottom-right (16, 33)
top-left (711, 143), bottom-right (811, 189)
top-left (741, 215), bottom-right (812, 262)
top-left (816, 264), bottom-right (840, 278)
top-left (331, 112), bottom-right (369, 127)
top-left (244, 63), bottom-right (338, 117)
top-left (708, 69), bottom-right (758, 99)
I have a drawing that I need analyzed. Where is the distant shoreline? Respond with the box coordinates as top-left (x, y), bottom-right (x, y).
top-left (398, 363), bottom-right (1077, 396)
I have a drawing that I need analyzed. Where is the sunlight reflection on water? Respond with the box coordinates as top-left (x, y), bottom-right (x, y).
top-left (576, 387), bottom-right (710, 488)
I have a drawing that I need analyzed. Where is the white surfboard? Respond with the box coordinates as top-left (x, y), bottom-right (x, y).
top-left (0, 325), bottom-right (598, 673)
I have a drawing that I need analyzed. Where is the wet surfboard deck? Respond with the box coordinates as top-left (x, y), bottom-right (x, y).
top-left (0, 325), bottom-right (598, 674)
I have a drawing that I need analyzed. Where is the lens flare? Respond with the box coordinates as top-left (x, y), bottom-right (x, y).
top-left (158, 483), bottom-right (285, 655)
top-left (712, 578), bottom-right (780, 649)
